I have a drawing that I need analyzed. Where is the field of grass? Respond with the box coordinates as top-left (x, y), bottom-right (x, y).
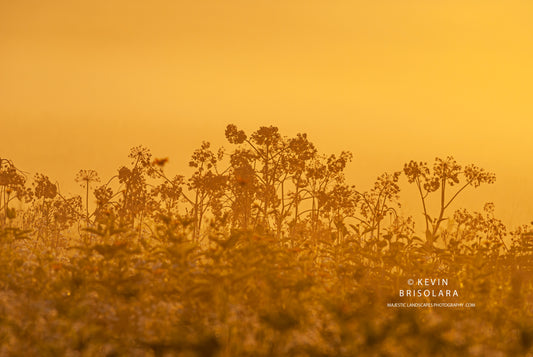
top-left (0, 125), bottom-right (531, 356)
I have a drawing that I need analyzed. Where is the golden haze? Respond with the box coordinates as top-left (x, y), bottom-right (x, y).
top-left (1, 0), bottom-right (533, 227)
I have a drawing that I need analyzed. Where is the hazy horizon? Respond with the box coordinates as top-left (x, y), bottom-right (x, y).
top-left (2, 0), bottom-right (533, 228)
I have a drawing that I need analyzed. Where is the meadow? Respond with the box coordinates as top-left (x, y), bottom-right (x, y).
top-left (0, 124), bottom-right (531, 356)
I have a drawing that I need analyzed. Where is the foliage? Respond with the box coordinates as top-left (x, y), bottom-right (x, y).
top-left (0, 126), bottom-right (531, 356)
top-left (404, 157), bottom-right (496, 246)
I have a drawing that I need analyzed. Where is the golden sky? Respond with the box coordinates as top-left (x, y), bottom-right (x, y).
top-left (1, 1), bottom-right (533, 227)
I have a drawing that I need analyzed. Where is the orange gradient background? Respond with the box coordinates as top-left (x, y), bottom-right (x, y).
top-left (1, 1), bottom-right (532, 228)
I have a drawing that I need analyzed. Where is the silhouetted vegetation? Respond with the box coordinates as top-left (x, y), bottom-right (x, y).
top-left (0, 125), bottom-right (531, 356)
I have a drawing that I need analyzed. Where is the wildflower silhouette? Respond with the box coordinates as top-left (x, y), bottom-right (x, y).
top-left (0, 125), bottom-right (530, 356)
top-left (404, 157), bottom-right (496, 246)
top-left (75, 169), bottom-right (100, 226)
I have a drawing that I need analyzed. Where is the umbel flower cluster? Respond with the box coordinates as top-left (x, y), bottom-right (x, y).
top-left (0, 125), bottom-right (531, 356)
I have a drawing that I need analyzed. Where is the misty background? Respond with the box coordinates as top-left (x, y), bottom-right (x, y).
top-left (1, 0), bottom-right (532, 228)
